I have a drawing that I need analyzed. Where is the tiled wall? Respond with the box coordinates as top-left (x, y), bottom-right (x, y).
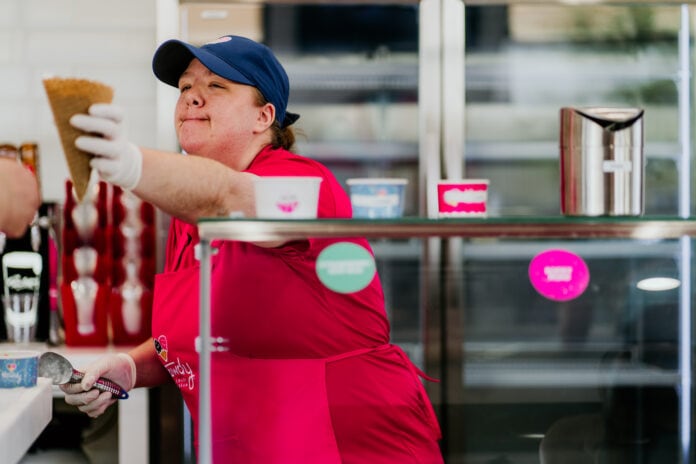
top-left (0, 0), bottom-right (159, 202)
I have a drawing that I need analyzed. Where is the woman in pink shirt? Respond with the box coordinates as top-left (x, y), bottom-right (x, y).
top-left (60, 35), bottom-right (443, 464)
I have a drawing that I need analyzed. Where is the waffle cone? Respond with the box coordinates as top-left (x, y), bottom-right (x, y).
top-left (43, 77), bottom-right (113, 201)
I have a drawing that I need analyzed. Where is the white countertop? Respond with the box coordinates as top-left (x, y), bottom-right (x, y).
top-left (0, 342), bottom-right (149, 464)
top-left (0, 342), bottom-right (135, 397)
top-left (0, 377), bottom-right (52, 464)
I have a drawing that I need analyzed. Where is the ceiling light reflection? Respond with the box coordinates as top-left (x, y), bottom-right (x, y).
top-left (636, 277), bottom-right (681, 292)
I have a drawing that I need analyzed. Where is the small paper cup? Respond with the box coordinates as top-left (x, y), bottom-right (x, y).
top-left (0, 351), bottom-right (39, 388)
top-left (346, 178), bottom-right (408, 219)
top-left (253, 176), bottom-right (322, 219)
top-left (437, 179), bottom-right (490, 217)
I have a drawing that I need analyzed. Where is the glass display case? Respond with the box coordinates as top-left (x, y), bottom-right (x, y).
top-left (178, 1), bottom-right (422, 214)
top-left (165, 1), bottom-right (696, 463)
top-left (197, 217), bottom-right (696, 464)
top-left (432, 0), bottom-right (693, 220)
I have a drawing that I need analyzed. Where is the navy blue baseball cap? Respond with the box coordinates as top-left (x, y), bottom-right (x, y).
top-left (152, 35), bottom-right (299, 128)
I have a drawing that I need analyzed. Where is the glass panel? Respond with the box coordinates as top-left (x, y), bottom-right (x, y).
top-left (371, 238), bottom-right (425, 365)
top-left (180, 3), bottom-right (421, 214)
top-left (446, 237), bottom-right (684, 463)
top-left (265, 4), bottom-right (421, 217)
top-left (198, 218), bottom-right (694, 463)
top-left (464, 4), bottom-right (684, 216)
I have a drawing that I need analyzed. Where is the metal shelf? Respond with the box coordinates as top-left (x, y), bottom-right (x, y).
top-left (198, 217), bottom-right (696, 242)
top-left (464, 0), bottom-right (695, 4)
top-left (297, 141), bottom-right (418, 162)
top-left (296, 140), bottom-right (682, 162)
top-left (180, 0), bottom-right (694, 5)
top-left (284, 59), bottom-right (418, 92)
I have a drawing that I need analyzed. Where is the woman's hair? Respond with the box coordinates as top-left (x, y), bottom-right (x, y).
top-left (255, 89), bottom-right (295, 151)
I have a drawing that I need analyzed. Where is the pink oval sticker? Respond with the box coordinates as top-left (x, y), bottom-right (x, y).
top-left (528, 249), bottom-right (589, 301)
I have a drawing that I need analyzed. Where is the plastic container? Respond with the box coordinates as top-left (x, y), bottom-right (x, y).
top-left (0, 351), bottom-right (38, 388)
top-left (346, 178), bottom-right (408, 219)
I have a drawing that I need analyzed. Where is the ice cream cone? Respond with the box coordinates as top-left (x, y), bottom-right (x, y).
top-left (43, 77), bottom-right (113, 201)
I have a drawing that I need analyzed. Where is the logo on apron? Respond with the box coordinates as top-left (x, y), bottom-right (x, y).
top-left (154, 334), bottom-right (196, 391)
top-left (154, 335), bottom-right (168, 362)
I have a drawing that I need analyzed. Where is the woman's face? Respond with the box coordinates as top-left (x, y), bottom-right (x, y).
top-left (174, 59), bottom-right (272, 167)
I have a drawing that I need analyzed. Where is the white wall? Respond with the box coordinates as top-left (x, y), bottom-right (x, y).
top-left (0, 0), bottom-right (160, 203)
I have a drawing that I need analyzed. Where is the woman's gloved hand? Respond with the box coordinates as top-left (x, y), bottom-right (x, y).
top-left (70, 103), bottom-right (143, 190)
top-left (61, 353), bottom-right (137, 418)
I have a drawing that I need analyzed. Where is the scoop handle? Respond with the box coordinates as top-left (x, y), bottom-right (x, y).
top-left (70, 369), bottom-right (129, 400)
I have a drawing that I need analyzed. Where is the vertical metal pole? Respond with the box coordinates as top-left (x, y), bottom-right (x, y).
top-left (419, 0), bottom-right (442, 218)
top-left (441, 0), bottom-right (465, 180)
top-left (418, 0), bottom-right (446, 453)
top-left (155, 0), bottom-right (180, 155)
top-left (679, 5), bottom-right (691, 220)
top-left (441, 0), bottom-right (467, 407)
top-left (679, 235), bottom-right (692, 464)
top-left (677, 5), bottom-right (691, 464)
top-left (198, 238), bottom-right (212, 464)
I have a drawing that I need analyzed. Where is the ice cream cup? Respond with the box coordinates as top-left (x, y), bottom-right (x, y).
top-left (253, 176), bottom-right (322, 219)
top-left (437, 179), bottom-right (490, 217)
top-left (0, 351), bottom-right (39, 388)
top-left (346, 178), bottom-right (408, 219)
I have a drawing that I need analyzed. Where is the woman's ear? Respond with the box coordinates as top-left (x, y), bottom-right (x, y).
top-left (255, 103), bottom-right (275, 132)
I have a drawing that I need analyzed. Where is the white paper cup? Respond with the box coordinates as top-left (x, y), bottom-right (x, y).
top-left (437, 179), bottom-right (490, 217)
top-left (253, 176), bottom-right (323, 219)
top-left (346, 178), bottom-right (408, 219)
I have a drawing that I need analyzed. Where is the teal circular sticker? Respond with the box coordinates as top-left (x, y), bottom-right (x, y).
top-left (316, 242), bottom-right (376, 294)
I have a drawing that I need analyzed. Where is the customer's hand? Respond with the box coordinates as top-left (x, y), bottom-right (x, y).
top-left (0, 158), bottom-right (40, 237)
top-left (61, 353), bottom-right (136, 418)
top-left (70, 103), bottom-right (143, 190)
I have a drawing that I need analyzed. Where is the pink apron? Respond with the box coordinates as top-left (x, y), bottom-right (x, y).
top-left (152, 240), bottom-right (442, 463)
top-left (153, 263), bottom-right (346, 463)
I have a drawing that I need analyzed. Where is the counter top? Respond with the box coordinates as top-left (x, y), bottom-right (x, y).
top-left (0, 342), bottom-right (136, 397)
top-left (0, 342), bottom-right (149, 464)
top-left (0, 377), bottom-right (52, 464)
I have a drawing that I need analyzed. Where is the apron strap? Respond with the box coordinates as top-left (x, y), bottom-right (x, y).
top-left (391, 344), bottom-right (440, 383)
top-left (324, 343), bottom-right (443, 440)
top-left (325, 343), bottom-right (391, 363)
top-left (325, 343), bottom-right (439, 384)
top-left (390, 344), bottom-right (443, 439)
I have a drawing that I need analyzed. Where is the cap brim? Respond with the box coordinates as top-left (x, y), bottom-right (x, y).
top-left (152, 39), bottom-right (254, 88)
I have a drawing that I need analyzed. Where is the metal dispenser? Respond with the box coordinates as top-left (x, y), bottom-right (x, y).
top-left (560, 107), bottom-right (644, 216)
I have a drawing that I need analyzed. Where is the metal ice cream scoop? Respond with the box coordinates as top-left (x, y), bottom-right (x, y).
top-left (38, 351), bottom-right (129, 400)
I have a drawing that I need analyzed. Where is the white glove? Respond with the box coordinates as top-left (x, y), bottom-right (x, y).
top-left (70, 103), bottom-right (143, 190)
top-left (60, 353), bottom-right (136, 418)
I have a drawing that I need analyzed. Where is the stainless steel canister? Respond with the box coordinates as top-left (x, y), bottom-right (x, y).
top-left (560, 107), bottom-right (644, 216)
